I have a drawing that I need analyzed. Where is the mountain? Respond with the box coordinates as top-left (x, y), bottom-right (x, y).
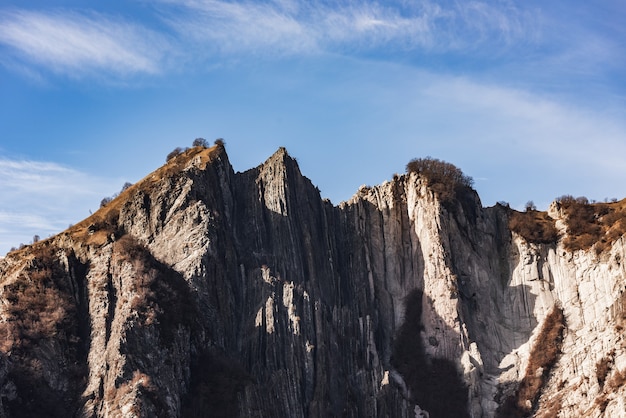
top-left (1, 144), bottom-right (625, 417)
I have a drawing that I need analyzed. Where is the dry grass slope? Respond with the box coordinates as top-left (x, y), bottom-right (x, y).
top-left (0, 244), bottom-right (88, 418)
top-left (0, 245), bottom-right (75, 351)
top-left (508, 210), bottom-right (559, 245)
top-left (497, 306), bottom-right (565, 417)
top-left (507, 196), bottom-right (626, 252)
top-left (3, 144), bottom-right (222, 258)
top-left (113, 235), bottom-right (197, 346)
top-left (69, 145), bottom-right (222, 245)
top-left (556, 196), bottom-right (626, 254)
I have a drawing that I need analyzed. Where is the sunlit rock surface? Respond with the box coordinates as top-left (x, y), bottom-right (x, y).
top-left (1, 145), bottom-right (625, 417)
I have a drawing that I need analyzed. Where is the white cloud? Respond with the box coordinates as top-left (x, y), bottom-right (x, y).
top-left (0, 212), bottom-right (56, 232)
top-left (421, 76), bottom-right (626, 172)
top-left (0, 9), bottom-right (169, 78)
top-left (282, 57), bottom-right (626, 207)
top-left (159, 0), bottom-right (315, 54)
top-left (0, 1), bottom-right (621, 89)
top-left (157, 0), bottom-right (537, 56)
top-left (0, 158), bottom-right (120, 255)
top-left (397, 72), bottom-right (626, 207)
top-left (0, 159), bottom-right (79, 193)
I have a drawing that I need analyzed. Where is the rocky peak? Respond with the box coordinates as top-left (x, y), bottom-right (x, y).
top-left (1, 146), bottom-right (625, 417)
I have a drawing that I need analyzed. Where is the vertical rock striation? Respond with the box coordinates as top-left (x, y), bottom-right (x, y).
top-left (0, 144), bottom-right (625, 417)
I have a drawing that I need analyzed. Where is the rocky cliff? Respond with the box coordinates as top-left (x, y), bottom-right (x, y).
top-left (1, 144), bottom-right (625, 417)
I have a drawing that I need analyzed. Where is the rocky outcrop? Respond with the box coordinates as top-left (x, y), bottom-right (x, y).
top-left (0, 144), bottom-right (625, 417)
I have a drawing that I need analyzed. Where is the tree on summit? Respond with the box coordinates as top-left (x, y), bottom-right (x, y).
top-left (166, 147), bottom-right (184, 162)
top-left (192, 138), bottom-right (209, 147)
top-left (406, 157), bottom-right (473, 189)
top-left (406, 156), bottom-right (473, 204)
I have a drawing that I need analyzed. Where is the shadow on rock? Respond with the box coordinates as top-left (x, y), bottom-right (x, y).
top-left (391, 289), bottom-right (470, 418)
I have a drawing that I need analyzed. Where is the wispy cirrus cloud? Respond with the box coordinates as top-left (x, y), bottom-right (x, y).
top-left (155, 0), bottom-right (622, 96)
top-left (0, 1), bottom-right (621, 87)
top-left (157, 0), bottom-right (538, 56)
top-left (421, 75), bottom-right (626, 169)
top-left (0, 9), bottom-right (169, 79)
top-left (0, 158), bottom-right (119, 254)
top-left (160, 0), bottom-right (315, 54)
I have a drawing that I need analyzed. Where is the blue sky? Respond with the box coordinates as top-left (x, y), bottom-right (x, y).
top-left (1, 0), bottom-right (625, 255)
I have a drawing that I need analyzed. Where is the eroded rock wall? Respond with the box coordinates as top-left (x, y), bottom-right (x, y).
top-left (1, 145), bottom-right (625, 417)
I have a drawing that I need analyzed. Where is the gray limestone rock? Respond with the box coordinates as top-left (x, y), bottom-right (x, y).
top-left (0, 145), bottom-right (625, 417)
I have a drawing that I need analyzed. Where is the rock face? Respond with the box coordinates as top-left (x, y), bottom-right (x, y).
top-left (1, 144), bottom-right (625, 417)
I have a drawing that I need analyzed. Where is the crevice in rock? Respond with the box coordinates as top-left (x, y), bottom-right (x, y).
top-left (104, 272), bottom-right (116, 346)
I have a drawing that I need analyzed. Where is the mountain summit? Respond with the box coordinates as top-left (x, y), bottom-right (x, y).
top-left (1, 144), bottom-right (625, 417)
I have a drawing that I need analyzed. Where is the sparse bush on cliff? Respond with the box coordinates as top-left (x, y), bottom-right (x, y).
top-left (166, 147), bottom-right (184, 162)
top-left (114, 235), bottom-right (196, 345)
top-left (193, 138), bottom-right (209, 147)
top-left (107, 371), bottom-right (165, 417)
top-left (525, 201), bottom-right (537, 212)
top-left (1, 247), bottom-right (75, 346)
top-left (121, 181), bottom-right (133, 192)
top-left (596, 350), bottom-right (615, 387)
top-left (555, 195), bottom-right (626, 254)
top-left (0, 244), bottom-right (90, 417)
top-left (99, 182), bottom-right (133, 209)
top-left (100, 196), bottom-right (113, 208)
top-left (406, 157), bottom-right (473, 202)
top-left (557, 195), bottom-right (600, 252)
top-left (406, 157), bottom-right (476, 222)
top-left (508, 195), bottom-right (626, 251)
top-left (497, 306), bottom-right (565, 417)
top-left (214, 138), bottom-right (225, 147)
top-left (508, 210), bottom-right (558, 244)
top-left (591, 289), bottom-right (626, 411)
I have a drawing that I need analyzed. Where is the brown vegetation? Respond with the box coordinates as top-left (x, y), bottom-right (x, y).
top-left (113, 235), bottom-right (196, 345)
top-left (192, 137), bottom-right (209, 147)
top-left (617, 290), bottom-right (626, 332)
top-left (507, 195), bottom-right (626, 251)
top-left (106, 370), bottom-right (167, 417)
top-left (556, 195), bottom-right (626, 254)
top-left (67, 145), bottom-right (220, 246)
top-left (497, 306), bottom-right (565, 417)
top-left (595, 366), bottom-right (626, 413)
top-left (1, 246), bottom-right (75, 350)
top-left (406, 157), bottom-right (474, 204)
top-left (594, 291), bottom-right (626, 412)
top-left (509, 209), bottom-right (559, 244)
top-left (166, 147), bottom-right (184, 161)
top-left (9, 140), bottom-right (391, 255)
top-left (0, 244), bottom-right (89, 417)
top-left (596, 350), bottom-right (615, 387)
top-left (535, 393), bottom-right (563, 418)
